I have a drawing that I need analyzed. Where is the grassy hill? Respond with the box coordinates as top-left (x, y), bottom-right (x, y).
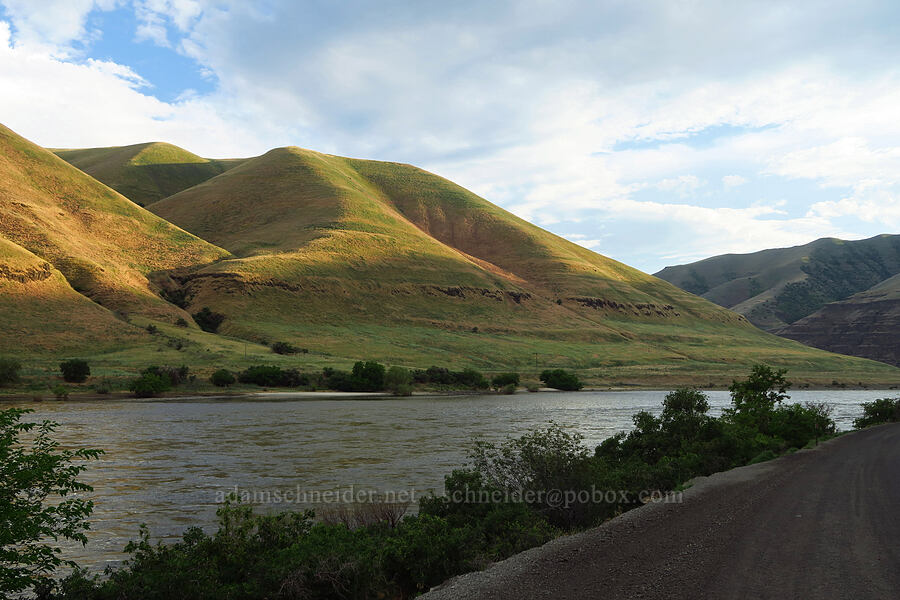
top-left (655, 235), bottom-right (900, 330)
top-left (0, 123), bottom-right (230, 357)
top-left (778, 272), bottom-right (900, 366)
top-left (146, 147), bottom-right (900, 384)
top-left (53, 142), bottom-right (245, 206)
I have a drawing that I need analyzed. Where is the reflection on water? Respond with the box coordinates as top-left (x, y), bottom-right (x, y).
top-left (0, 389), bottom-right (889, 569)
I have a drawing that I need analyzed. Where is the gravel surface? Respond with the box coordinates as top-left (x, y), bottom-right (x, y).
top-left (422, 424), bottom-right (900, 600)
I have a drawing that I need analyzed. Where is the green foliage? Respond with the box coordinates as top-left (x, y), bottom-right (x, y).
top-left (51, 385), bottom-right (69, 400)
top-left (59, 359), bottom-right (90, 383)
top-left (94, 379), bottom-right (112, 394)
top-left (854, 397), bottom-right (900, 429)
top-left (0, 357), bottom-right (22, 386)
top-left (491, 372), bottom-right (520, 389)
top-left (271, 341), bottom-right (307, 355)
top-left (128, 374), bottom-right (171, 398)
top-left (539, 369), bottom-right (583, 391)
top-left (322, 361), bottom-right (387, 392)
top-left (499, 383), bottom-right (517, 395)
top-left (192, 307), bottom-right (225, 333)
top-left (142, 365), bottom-right (190, 386)
top-left (725, 364), bottom-right (789, 434)
top-left (412, 366), bottom-right (490, 390)
top-left (384, 366), bottom-right (413, 396)
top-left (209, 369), bottom-right (236, 387)
top-left (238, 365), bottom-right (308, 387)
top-left (0, 408), bottom-right (102, 597)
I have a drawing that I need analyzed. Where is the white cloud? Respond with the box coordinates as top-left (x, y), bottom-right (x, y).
top-left (722, 175), bottom-right (748, 188)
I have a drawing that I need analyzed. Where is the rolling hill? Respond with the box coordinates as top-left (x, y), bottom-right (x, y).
top-left (0, 123), bottom-right (229, 354)
top-left (778, 273), bottom-right (900, 366)
top-left (53, 143), bottom-right (245, 207)
top-left (145, 146), bottom-right (900, 382)
top-left (655, 235), bottom-right (900, 367)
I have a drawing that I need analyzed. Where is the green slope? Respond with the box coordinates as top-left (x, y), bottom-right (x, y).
top-left (148, 147), bottom-right (899, 382)
top-left (53, 142), bottom-right (246, 206)
top-left (0, 123), bottom-right (230, 355)
top-left (655, 235), bottom-right (900, 330)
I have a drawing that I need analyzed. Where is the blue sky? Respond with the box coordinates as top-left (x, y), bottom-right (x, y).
top-left (1, 0), bottom-right (899, 273)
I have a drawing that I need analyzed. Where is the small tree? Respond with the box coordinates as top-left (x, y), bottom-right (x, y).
top-left (193, 307), bottom-right (226, 333)
top-left (725, 364), bottom-right (790, 434)
top-left (0, 358), bottom-right (22, 386)
top-left (129, 373), bottom-right (171, 398)
top-left (491, 373), bottom-right (520, 390)
top-left (59, 359), bottom-right (90, 383)
top-left (352, 361), bottom-right (386, 391)
top-left (0, 408), bottom-right (102, 596)
top-left (539, 369), bottom-right (583, 391)
top-left (384, 366), bottom-right (413, 396)
top-left (210, 369), bottom-right (236, 387)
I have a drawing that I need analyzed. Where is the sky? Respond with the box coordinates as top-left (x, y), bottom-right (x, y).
top-left (2, 1), bottom-right (900, 273)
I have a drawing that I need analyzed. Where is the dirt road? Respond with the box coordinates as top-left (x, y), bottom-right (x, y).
top-left (422, 424), bottom-right (900, 599)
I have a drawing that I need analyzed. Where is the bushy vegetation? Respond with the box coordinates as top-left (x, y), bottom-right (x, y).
top-left (209, 369), bottom-right (236, 387)
top-left (30, 365), bottom-right (846, 599)
top-left (412, 366), bottom-right (490, 390)
top-left (384, 366), bottom-right (413, 396)
top-left (0, 408), bottom-right (102, 597)
top-left (853, 397), bottom-right (900, 429)
top-left (59, 359), bottom-right (90, 383)
top-left (0, 357), bottom-right (21, 386)
top-left (322, 361), bottom-right (387, 392)
top-left (192, 307), bottom-right (225, 333)
top-left (128, 374), bottom-right (171, 398)
top-left (491, 372), bottom-right (520, 390)
top-left (539, 369), bottom-right (583, 391)
top-left (238, 365), bottom-right (308, 388)
top-left (271, 341), bottom-right (308, 355)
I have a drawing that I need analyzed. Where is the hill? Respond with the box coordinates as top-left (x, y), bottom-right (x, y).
top-left (778, 273), bottom-right (900, 366)
top-left (655, 235), bottom-right (900, 330)
top-left (147, 147), bottom-right (899, 383)
top-left (0, 123), bottom-right (229, 355)
top-left (53, 143), bottom-right (245, 206)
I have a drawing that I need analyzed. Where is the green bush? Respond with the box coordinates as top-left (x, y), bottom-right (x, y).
top-left (59, 359), bottom-right (90, 383)
top-left (0, 357), bottom-right (22, 386)
top-left (210, 369), bottom-right (236, 387)
top-left (539, 369), bottom-right (583, 391)
top-left (322, 361), bottom-right (386, 392)
top-left (0, 408), bottom-right (102, 597)
top-left (412, 366), bottom-right (490, 390)
top-left (238, 366), bottom-right (308, 387)
top-left (271, 341), bottom-right (302, 355)
top-left (142, 365), bottom-right (189, 386)
top-left (52, 384), bottom-right (69, 400)
top-left (385, 366), bottom-right (413, 396)
top-left (94, 379), bottom-right (113, 394)
top-left (491, 372), bottom-right (520, 389)
top-left (128, 374), bottom-right (171, 398)
top-left (854, 397), bottom-right (900, 428)
top-left (192, 307), bottom-right (225, 333)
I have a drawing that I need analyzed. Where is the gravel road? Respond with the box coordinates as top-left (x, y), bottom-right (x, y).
top-left (422, 423), bottom-right (900, 600)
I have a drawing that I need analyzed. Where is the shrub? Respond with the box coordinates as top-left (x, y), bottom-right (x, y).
top-left (854, 397), bottom-right (900, 429)
top-left (238, 366), bottom-right (308, 387)
top-left (271, 341), bottom-right (299, 355)
top-left (145, 324), bottom-right (158, 334)
top-left (94, 379), bottom-right (112, 394)
top-left (159, 287), bottom-right (189, 308)
top-left (59, 359), bottom-right (90, 383)
top-left (385, 366), bottom-right (413, 396)
top-left (52, 384), bottom-right (69, 400)
top-left (412, 366), bottom-right (490, 390)
top-left (142, 365), bottom-right (189, 386)
top-left (539, 369), bottom-right (583, 391)
top-left (192, 307), bottom-right (225, 333)
top-left (724, 364), bottom-right (790, 435)
top-left (0, 408), bottom-right (102, 597)
top-left (174, 317), bottom-right (188, 327)
top-left (353, 361), bottom-right (386, 391)
top-left (499, 383), bottom-right (517, 395)
top-left (526, 383), bottom-right (540, 392)
top-left (491, 372), bottom-right (520, 389)
top-left (0, 357), bottom-right (22, 386)
top-left (455, 368), bottom-right (490, 390)
top-left (210, 369), bottom-right (236, 387)
top-left (129, 374), bottom-right (171, 398)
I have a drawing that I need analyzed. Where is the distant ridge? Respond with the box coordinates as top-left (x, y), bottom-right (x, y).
top-left (54, 142), bottom-right (246, 206)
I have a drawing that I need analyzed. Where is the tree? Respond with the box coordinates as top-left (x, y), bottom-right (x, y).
top-left (384, 366), bottom-right (413, 396)
top-left (725, 364), bottom-right (790, 434)
top-left (0, 358), bottom-right (21, 386)
top-left (59, 359), bottom-right (90, 383)
top-left (352, 361), bottom-right (386, 391)
top-left (491, 373), bottom-right (520, 390)
top-left (210, 369), bottom-right (236, 387)
top-left (192, 307), bottom-right (225, 333)
top-left (0, 408), bottom-right (102, 596)
top-left (128, 373), bottom-right (171, 398)
top-left (539, 369), bottom-right (583, 391)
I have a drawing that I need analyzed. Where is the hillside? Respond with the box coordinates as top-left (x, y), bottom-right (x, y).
top-left (146, 147), bottom-right (899, 381)
top-left (0, 123), bottom-right (229, 354)
top-left (53, 143), bottom-right (245, 206)
top-left (655, 235), bottom-right (900, 330)
top-left (778, 273), bottom-right (900, 366)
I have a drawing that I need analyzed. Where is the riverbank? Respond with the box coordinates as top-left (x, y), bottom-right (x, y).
top-left (421, 423), bottom-right (900, 600)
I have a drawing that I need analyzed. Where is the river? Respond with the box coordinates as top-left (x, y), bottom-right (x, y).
top-left (1, 389), bottom-right (894, 570)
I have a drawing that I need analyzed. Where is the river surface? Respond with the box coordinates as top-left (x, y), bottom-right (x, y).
top-left (1, 389), bottom-right (894, 570)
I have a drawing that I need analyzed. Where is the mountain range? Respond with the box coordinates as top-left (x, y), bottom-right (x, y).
top-left (656, 236), bottom-right (900, 366)
top-left (0, 123), bottom-right (895, 385)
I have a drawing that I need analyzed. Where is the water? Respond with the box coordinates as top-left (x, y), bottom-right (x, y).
top-left (1, 389), bottom-right (893, 570)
